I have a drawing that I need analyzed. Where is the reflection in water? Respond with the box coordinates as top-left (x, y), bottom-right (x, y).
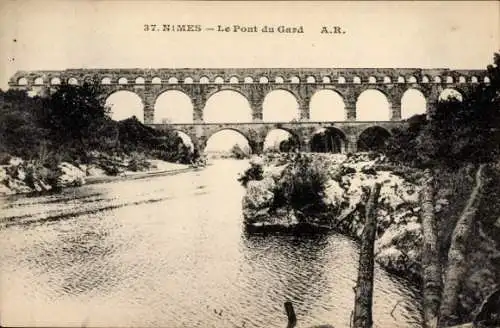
top-left (0, 160), bottom-right (421, 328)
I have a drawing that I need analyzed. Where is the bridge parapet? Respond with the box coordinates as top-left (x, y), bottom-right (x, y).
top-left (8, 68), bottom-right (489, 87)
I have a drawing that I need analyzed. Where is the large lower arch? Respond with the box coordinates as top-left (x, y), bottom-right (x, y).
top-left (310, 127), bottom-right (347, 153)
top-left (262, 89), bottom-right (300, 122)
top-left (309, 90), bottom-right (346, 121)
top-left (357, 126), bottom-right (391, 152)
top-left (263, 129), bottom-right (300, 152)
top-left (401, 89), bottom-right (427, 119)
top-left (204, 129), bottom-right (252, 156)
top-left (356, 90), bottom-right (391, 121)
top-left (154, 90), bottom-right (193, 123)
top-left (203, 90), bottom-right (252, 123)
top-left (105, 91), bottom-right (144, 122)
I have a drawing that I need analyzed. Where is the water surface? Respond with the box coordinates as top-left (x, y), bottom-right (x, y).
top-left (0, 159), bottom-right (421, 327)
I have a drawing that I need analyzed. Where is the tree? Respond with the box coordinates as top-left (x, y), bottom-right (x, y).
top-left (39, 81), bottom-right (110, 151)
top-left (385, 53), bottom-right (500, 327)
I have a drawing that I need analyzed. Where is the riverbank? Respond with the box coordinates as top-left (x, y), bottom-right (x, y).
top-left (0, 153), bottom-right (193, 196)
top-left (241, 152), bottom-right (425, 281)
top-left (240, 152), bottom-right (500, 321)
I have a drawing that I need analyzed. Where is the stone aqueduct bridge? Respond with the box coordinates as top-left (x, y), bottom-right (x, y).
top-left (9, 68), bottom-right (489, 153)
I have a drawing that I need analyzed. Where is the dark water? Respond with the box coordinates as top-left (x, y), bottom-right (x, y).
top-left (0, 159), bottom-right (421, 327)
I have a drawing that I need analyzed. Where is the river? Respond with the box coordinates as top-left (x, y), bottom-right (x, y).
top-left (0, 159), bottom-right (422, 328)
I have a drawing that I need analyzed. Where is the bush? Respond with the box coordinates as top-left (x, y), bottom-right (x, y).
top-left (230, 144), bottom-right (250, 159)
top-left (238, 161), bottom-right (264, 187)
top-left (272, 154), bottom-right (328, 215)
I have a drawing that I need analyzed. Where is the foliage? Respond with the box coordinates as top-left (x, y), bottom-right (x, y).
top-left (0, 90), bottom-right (48, 159)
top-left (385, 53), bottom-right (500, 168)
top-left (272, 153), bottom-right (328, 214)
top-left (230, 143), bottom-right (250, 159)
top-left (0, 82), bottom-right (194, 170)
top-left (238, 161), bottom-right (264, 187)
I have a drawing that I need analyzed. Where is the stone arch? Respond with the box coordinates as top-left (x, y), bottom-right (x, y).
top-left (262, 89), bottom-right (300, 122)
top-left (397, 76), bottom-right (405, 83)
top-left (306, 76), bottom-right (316, 83)
top-left (229, 76), bottom-right (239, 84)
top-left (135, 77), bottom-right (145, 84)
top-left (34, 77), bottom-right (44, 85)
top-left (154, 90), bottom-right (193, 124)
top-left (118, 77), bottom-right (128, 85)
top-left (383, 76), bottom-right (392, 84)
top-left (309, 89), bottom-right (346, 121)
top-left (68, 77), bottom-right (78, 85)
top-left (368, 76), bottom-right (377, 84)
top-left (439, 88), bottom-right (463, 102)
top-left (184, 77), bottom-right (194, 84)
top-left (259, 76), bottom-right (269, 84)
top-left (275, 76), bottom-right (285, 84)
top-left (290, 76), bottom-right (300, 84)
top-left (401, 88), bottom-right (427, 119)
top-left (356, 89), bottom-right (391, 121)
top-left (204, 89), bottom-right (252, 123)
top-left (17, 77), bottom-right (28, 85)
top-left (357, 126), bottom-right (391, 152)
top-left (434, 76), bottom-right (442, 83)
top-left (446, 76), bottom-right (454, 83)
top-left (152, 77), bottom-right (162, 84)
top-left (459, 76), bottom-right (466, 83)
top-left (204, 129), bottom-right (253, 155)
top-left (168, 77), bottom-right (179, 84)
top-left (50, 77), bottom-right (61, 85)
top-left (422, 75), bottom-right (430, 83)
top-left (408, 76), bottom-right (417, 83)
top-left (263, 128), bottom-right (300, 152)
top-left (322, 76), bottom-right (332, 84)
top-left (105, 90), bottom-right (144, 122)
top-left (471, 76), bottom-right (478, 83)
top-left (199, 76), bottom-right (209, 84)
top-left (101, 77), bottom-right (112, 85)
top-left (353, 76), bottom-right (361, 84)
top-left (338, 76), bottom-right (346, 84)
top-left (310, 127), bottom-right (347, 153)
top-left (244, 76), bottom-right (254, 84)
top-left (214, 76), bottom-right (224, 84)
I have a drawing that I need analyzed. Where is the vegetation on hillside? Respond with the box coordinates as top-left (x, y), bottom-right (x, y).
top-left (0, 82), bottom-right (194, 168)
top-left (384, 53), bottom-right (500, 327)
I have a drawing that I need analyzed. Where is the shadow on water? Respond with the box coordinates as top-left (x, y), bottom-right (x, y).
top-left (241, 229), bottom-right (338, 325)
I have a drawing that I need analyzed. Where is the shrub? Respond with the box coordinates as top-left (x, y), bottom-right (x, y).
top-left (272, 154), bottom-right (328, 215)
top-left (238, 161), bottom-right (264, 187)
top-left (230, 144), bottom-right (250, 159)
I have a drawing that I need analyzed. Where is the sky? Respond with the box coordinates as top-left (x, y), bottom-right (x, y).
top-left (0, 0), bottom-right (498, 151)
top-left (1, 0), bottom-right (498, 88)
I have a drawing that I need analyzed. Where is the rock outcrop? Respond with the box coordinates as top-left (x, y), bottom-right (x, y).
top-left (241, 152), bottom-right (428, 281)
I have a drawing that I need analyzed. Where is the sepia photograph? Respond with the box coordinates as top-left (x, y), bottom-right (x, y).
top-left (0, 1), bottom-right (499, 327)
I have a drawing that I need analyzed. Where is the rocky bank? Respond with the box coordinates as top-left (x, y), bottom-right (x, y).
top-left (241, 152), bottom-right (500, 321)
top-left (241, 152), bottom-right (427, 281)
top-left (0, 152), bottom-right (189, 196)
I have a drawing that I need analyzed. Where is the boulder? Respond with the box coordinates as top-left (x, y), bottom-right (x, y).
top-left (8, 157), bottom-right (23, 166)
top-left (56, 162), bottom-right (86, 187)
top-left (322, 179), bottom-right (345, 208)
top-left (0, 182), bottom-right (12, 195)
top-left (86, 164), bottom-right (106, 177)
top-left (242, 177), bottom-right (275, 224)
